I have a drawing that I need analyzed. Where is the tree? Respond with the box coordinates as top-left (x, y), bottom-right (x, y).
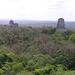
top-left (41, 27), bottom-right (56, 35)
top-left (2, 62), bottom-right (23, 75)
top-left (69, 34), bottom-right (75, 43)
top-left (26, 54), bottom-right (54, 71)
top-left (0, 50), bottom-right (12, 68)
top-left (0, 69), bottom-right (4, 75)
top-left (52, 49), bottom-right (70, 68)
top-left (4, 32), bottom-right (18, 46)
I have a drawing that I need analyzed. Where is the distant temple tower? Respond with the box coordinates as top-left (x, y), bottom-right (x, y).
top-left (9, 20), bottom-right (18, 29)
top-left (56, 18), bottom-right (67, 32)
top-left (9, 20), bottom-right (14, 28)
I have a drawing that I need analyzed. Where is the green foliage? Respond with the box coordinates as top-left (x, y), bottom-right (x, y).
top-left (14, 53), bottom-right (31, 68)
top-left (0, 69), bottom-right (4, 75)
top-left (52, 64), bottom-right (67, 75)
top-left (51, 32), bottom-right (65, 40)
top-left (0, 38), bottom-right (4, 46)
top-left (41, 27), bottom-right (56, 34)
top-left (56, 64), bottom-right (67, 71)
top-left (54, 70), bottom-right (75, 75)
top-left (68, 53), bottom-right (75, 69)
top-left (2, 62), bottom-right (23, 74)
top-left (64, 70), bottom-right (75, 75)
top-left (16, 70), bottom-right (34, 75)
top-left (5, 32), bottom-right (18, 46)
top-left (65, 30), bottom-right (74, 36)
top-left (69, 34), bottom-right (75, 43)
top-left (51, 32), bottom-right (68, 45)
top-left (34, 64), bottom-right (69, 75)
top-left (34, 65), bottom-right (55, 75)
top-left (0, 26), bottom-right (75, 75)
top-left (26, 54), bottom-right (54, 70)
top-left (0, 50), bottom-right (12, 68)
top-left (52, 50), bottom-right (70, 68)
top-left (62, 30), bottom-right (75, 40)
top-left (7, 52), bottom-right (16, 61)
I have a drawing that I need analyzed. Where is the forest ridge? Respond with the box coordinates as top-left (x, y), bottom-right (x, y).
top-left (0, 25), bottom-right (75, 75)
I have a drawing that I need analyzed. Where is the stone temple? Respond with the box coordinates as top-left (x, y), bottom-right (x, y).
top-left (56, 18), bottom-right (67, 32)
top-left (9, 20), bottom-right (18, 29)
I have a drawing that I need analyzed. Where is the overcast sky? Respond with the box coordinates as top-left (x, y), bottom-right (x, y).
top-left (0, 0), bottom-right (75, 21)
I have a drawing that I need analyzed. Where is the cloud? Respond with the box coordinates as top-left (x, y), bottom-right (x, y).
top-left (0, 0), bottom-right (75, 21)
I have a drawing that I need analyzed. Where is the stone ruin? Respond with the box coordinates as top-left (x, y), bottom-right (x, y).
top-left (56, 18), bottom-right (67, 32)
top-left (9, 20), bottom-right (18, 29)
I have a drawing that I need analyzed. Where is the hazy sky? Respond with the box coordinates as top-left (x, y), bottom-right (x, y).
top-left (0, 0), bottom-right (75, 21)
